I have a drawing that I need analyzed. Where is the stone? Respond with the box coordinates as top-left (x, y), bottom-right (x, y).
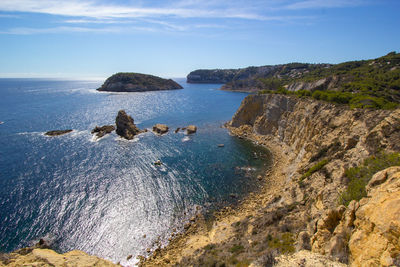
top-left (153, 124), bottom-right (169, 134)
top-left (174, 127), bottom-right (180, 133)
top-left (91, 125), bottom-right (115, 138)
top-left (296, 231), bottom-right (311, 251)
top-left (115, 110), bottom-right (140, 140)
top-left (186, 125), bottom-right (197, 134)
top-left (0, 248), bottom-right (117, 267)
top-left (45, 129), bottom-right (73, 136)
top-left (349, 167), bottom-right (400, 267)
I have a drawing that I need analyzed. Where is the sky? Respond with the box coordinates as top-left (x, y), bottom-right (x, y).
top-left (0, 0), bottom-right (399, 79)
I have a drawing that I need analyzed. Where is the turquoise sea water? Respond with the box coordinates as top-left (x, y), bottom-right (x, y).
top-left (0, 78), bottom-right (271, 265)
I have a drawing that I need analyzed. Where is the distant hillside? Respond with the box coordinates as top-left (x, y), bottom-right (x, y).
top-left (186, 64), bottom-right (330, 87)
top-left (187, 52), bottom-right (400, 109)
top-left (97, 72), bottom-right (183, 92)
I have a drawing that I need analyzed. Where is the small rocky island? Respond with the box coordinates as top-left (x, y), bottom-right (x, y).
top-left (97, 72), bottom-right (183, 92)
top-left (44, 129), bottom-right (73, 136)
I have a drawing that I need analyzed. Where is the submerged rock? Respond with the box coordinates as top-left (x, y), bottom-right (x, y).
top-left (91, 125), bottom-right (115, 138)
top-left (115, 110), bottom-right (140, 140)
top-left (174, 127), bottom-right (180, 133)
top-left (153, 124), bottom-right (169, 134)
top-left (45, 130), bottom-right (73, 136)
top-left (186, 125), bottom-right (197, 134)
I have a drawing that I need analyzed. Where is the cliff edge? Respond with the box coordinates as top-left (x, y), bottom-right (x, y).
top-left (141, 94), bottom-right (400, 266)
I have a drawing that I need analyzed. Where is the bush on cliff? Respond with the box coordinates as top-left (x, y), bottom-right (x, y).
top-left (339, 152), bottom-right (400, 206)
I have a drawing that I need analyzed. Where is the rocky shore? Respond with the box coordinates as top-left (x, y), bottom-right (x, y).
top-left (140, 94), bottom-right (400, 266)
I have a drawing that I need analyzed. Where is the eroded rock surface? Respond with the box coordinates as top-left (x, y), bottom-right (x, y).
top-left (153, 124), bottom-right (169, 134)
top-left (0, 248), bottom-right (117, 267)
top-left (186, 125), bottom-right (197, 134)
top-left (348, 167), bottom-right (400, 267)
top-left (91, 125), bottom-right (115, 138)
top-left (115, 110), bottom-right (140, 140)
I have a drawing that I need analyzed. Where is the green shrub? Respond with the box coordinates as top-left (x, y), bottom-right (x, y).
top-left (300, 159), bottom-right (328, 180)
top-left (339, 152), bottom-right (400, 206)
top-left (229, 244), bottom-right (244, 254)
top-left (267, 233), bottom-right (295, 254)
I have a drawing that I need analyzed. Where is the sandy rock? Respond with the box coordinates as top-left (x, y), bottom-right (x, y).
top-left (153, 124), bottom-right (169, 134)
top-left (349, 167), bottom-right (400, 267)
top-left (296, 231), bottom-right (311, 251)
top-left (186, 125), bottom-right (197, 134)
top-left (273, 250), bottom-right (347, 267)
top-left (0, 248), bottom-right (117, 267)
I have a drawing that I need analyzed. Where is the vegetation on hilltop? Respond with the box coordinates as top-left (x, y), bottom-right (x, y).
top-left (97, 72), bottom-right (183, 92)
top-left (257, 52), bottom-right (400, 109)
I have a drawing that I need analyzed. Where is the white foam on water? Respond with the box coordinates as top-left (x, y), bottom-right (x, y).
top-left (181, 136), bottom-right (190, 142)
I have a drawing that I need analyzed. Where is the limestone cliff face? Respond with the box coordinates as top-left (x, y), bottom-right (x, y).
top-left (230, 94), bottom-right (399, 209)
top-left (228, 94), bottom-right (400, 264)
top-left (230, 94), bottom-right (399, 178)
top-left (349, 167), bottom-right (400, 266)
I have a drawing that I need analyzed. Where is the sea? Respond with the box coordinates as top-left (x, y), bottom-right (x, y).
top-left (0, 78), bottom-right (272, 266)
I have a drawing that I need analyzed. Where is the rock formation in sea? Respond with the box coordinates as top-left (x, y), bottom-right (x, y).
top-left (186, 125), bottom-right (197, 134)
top-left (97, 72), bottom-right (183, 92)
top-left (141, 93), bottom-right (400, 266)
top-left (91, 125), bottom-right (115, 138)
top-left (44, 129), bottom-right (73, 136)
top-left (152, 124), bottom-right (169, 134)
top-left (115, 110), bottom-right (140, 140)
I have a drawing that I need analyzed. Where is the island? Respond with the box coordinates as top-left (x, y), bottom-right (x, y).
top-left (97, 72), bottom-right (183, 92)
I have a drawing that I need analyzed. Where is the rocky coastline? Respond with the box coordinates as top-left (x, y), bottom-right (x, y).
top-left (3, 93), bottom-right (399, 266)
top-left (140, 94), bottom-right (400, 266)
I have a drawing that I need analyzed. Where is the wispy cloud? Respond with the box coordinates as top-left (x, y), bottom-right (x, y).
top-left (0, 0), bottom-right (271, 20)
top-left (0, 26), bottom-right (125, 35)
top-left (0, 0), bottom-right (370, 35)
top-left (285, 0), bottom-right (364, 10)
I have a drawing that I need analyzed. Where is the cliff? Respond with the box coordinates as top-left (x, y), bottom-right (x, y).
top-left (186, 64), bottom-right (329, 91)
top-left (97, 72), bottom-right (183, 92)
top-left (141, 94), bottom-right (400, 266)
top-left (187, 53), bottom-right (400, 110)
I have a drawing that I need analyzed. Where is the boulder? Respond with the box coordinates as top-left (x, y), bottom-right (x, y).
top-left (115, 110), bottom-right (140, 140)
top-left (153, 124), bottom-right (169, 134)
top-left (349, 167), bottom-right (400, 267)
top-left (91, 125), bottom-right (115, 138)
top-left (186, 125), bottom-right (197, 134)
top-left (45, 130), bottom-right (73, 136)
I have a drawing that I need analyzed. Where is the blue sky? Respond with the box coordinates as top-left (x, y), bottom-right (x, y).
top-left (0, 0), bottom-right (399, 79)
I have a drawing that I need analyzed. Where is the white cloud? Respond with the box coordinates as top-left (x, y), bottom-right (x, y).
top-left (0, 0), bottom-right (271, 20)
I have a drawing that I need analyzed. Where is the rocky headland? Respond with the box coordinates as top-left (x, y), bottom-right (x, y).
top-left (140, 93), bottom-right (400, 266)
top-left (97, 73), bottom-right (183, 92)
